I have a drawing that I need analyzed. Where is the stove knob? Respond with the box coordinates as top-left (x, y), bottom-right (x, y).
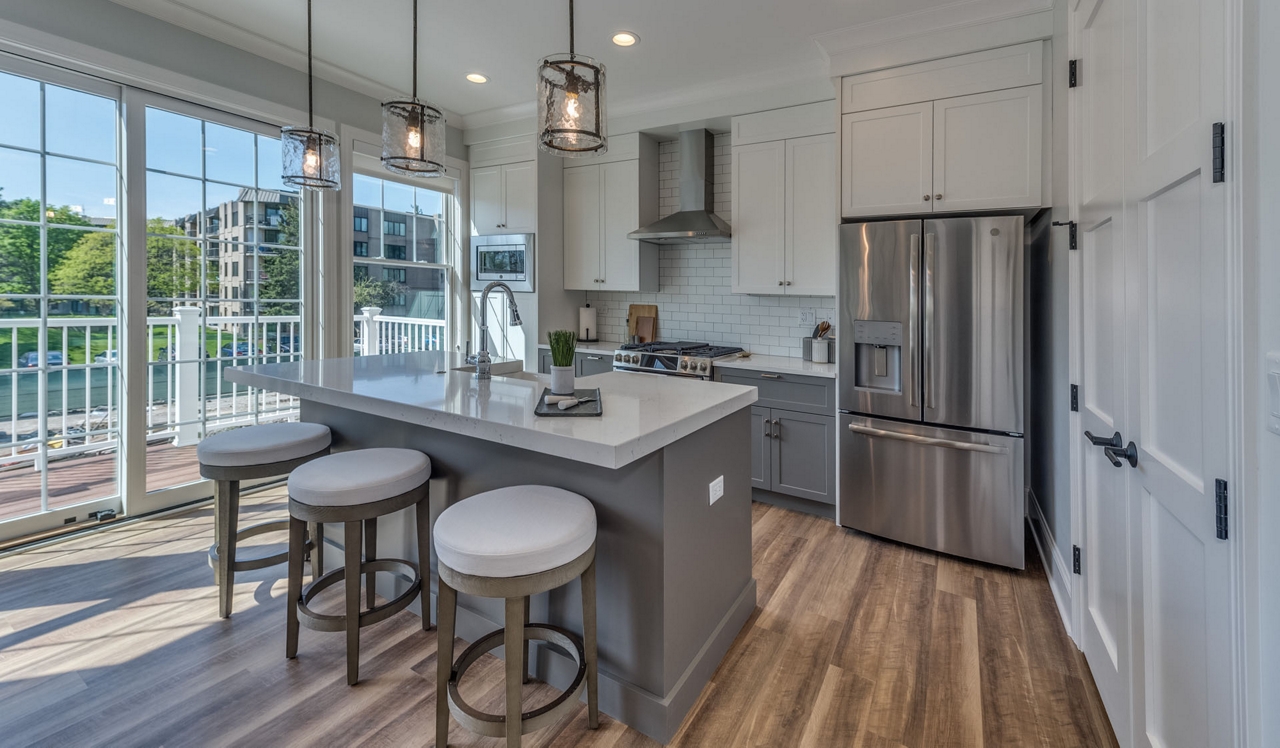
top-left (627, 355), bottom-right (637, 364)
top-left (698, 362), bottom-right (708, 372)
top-left (614, 353), bottom-right (622, 362)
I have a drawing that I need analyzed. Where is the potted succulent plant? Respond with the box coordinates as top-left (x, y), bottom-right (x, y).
top-left (547, 329), bottom-right (577, 396)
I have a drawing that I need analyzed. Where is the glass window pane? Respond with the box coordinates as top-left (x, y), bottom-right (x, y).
top-left (47, 156), bottom-right (117, 223)
top-left (353, 173), bottom-right (381, 208)
top-left (415, 187), bottom-right (444, 218)
top-left (256, 246), bottom-right (300, 304)
top-left (48, 229), bottom-right (116, 297)
top-left (146, 172), bottom-right (203, 234)
top-left (0, 225), bottom-right (41, 294)
top-left (45, 85), bottom-right (117, 164)
top-left (405, 267), bottom-right (446, 320)
top-left (204, 122), bottom-right (255, 187)
top-left (415, 216), bottom-right (443, 264)
top-left (383, 180), bottom-right (414, 213)
top-left (0, 72), bottom-right (40, 151)
top-left (256, 134), bottom-right (288, 192)
top-left (0, 147), bottom-right (41, 208)
top-left (146, 108), bottom-right (202, 177)
top-left (145, 235), bottom-right (202, 302)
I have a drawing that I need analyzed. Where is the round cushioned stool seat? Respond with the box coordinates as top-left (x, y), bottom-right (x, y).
top-left (289, 448), bottom-right (431, 507)
top-left (197, 422), bottom-right (331, 468)
top-left (434, 485), bottom-right (596, 578)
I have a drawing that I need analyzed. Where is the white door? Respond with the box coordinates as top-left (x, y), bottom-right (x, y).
top-left (840, 102), bottom-right (933, 217)
top-left (562, 164), bottom-right (601, 290)
top-left (933, 85), bottom-right (1043, 212)
top-left (501, 161), bottom-right (537, 233)
top-left (600, 159), bottom-right (640, 291)
top-left (1127, 0), bottom-right (1234, 741)
top-left (1075, 0), bottom-right (1134, 742)
top-left (470, 165), bottom-right (503, 235)
top-left (731, 140), bottom-right (786, 294)
top-left (784, 133), bottom-right (837, 296)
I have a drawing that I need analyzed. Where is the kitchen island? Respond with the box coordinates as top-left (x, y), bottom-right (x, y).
top-left (225, 351), bottom-right (758, 743)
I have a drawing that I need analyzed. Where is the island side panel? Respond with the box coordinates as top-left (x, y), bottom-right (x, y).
top-left (301, 399), bottom-right (668, 696)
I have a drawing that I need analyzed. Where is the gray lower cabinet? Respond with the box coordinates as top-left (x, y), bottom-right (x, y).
top-left (724, 370), bottom-right (837, 505)
top-left (537, 349), bottom-right (616, 376)
top-left (537, 349), bottom-right (554, 374)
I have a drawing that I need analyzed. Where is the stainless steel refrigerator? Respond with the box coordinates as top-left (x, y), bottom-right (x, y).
top-left (838, 217), bottom-right (1027, 569)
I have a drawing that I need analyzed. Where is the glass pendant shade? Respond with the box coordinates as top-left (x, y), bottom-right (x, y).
top-left (382, 99), bottom-right (446, 177)
top-left (281, 125), bottom-right (340, 190)
top-left (537, 53), bottom-right (607, 156)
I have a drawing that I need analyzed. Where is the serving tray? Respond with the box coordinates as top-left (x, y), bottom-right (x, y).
top-left (534, 388), bottom-right (603, 417)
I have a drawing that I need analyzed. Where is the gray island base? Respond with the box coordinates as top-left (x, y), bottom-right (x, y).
top-left (225, 353), bottom-right (758, 744)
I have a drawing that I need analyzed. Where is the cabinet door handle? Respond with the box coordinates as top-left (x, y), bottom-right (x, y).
top-left (778, 280), bottom-right (784, 286)
top-left (760, 373), bottom-right (781, 379)
top-left (785, 281), bottom-right (792, 286)
top-left (771, 418), bottom-right (780, 438)
top-left (764, 415), bottom-right (774, 439)
top-left (586, 355), bottom-right (602, 360)
top-left (934, 194), bottom-right (943, 201)
top-left (923, 195), bottom-right (931, 202)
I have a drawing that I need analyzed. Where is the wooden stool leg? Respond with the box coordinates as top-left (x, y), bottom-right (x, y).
top-left (286, 516), bottom-right (304, 659)
top-left (582, 557), bottom-right (599, 729)
top-left (309, 522), bottom-right (325, 578)
top-left (504, 596), bottom-right (524, 747)
top-left (436, 578), bottom-right (456, 748)
top-left (414, 495), bottom-right (433, 631)
top-left (364, 517), bottom-right (378, 610)
top-left (344, 521), bottom-right (362, 686)
top-left (217, 480), bottom-right (240, 619)
top-left (522, 596), bottom-right (531, 684)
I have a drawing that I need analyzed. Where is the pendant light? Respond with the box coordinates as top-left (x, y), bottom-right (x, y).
top-left (381, 0), bottom-right (446, 177)
top-left (282, 0), bottom-right (340, 191)
top-left (537, 0), bottom-right (607, 156)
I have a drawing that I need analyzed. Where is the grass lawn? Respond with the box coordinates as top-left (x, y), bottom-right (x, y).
top-left (0, 325), bottom-right (232, 366)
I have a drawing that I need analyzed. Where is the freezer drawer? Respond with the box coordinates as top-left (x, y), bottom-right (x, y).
top-left (838, 414), bottom-right (1025, 568)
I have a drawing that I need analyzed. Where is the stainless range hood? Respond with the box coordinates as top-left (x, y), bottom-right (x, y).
top-left (628, 129), bottom-right (731, 244)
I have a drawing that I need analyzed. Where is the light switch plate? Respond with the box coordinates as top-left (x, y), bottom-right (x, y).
top-left (709, 475), bottom-right (725, 505)
top-left (1267, 353), bottom-right (1280, 436)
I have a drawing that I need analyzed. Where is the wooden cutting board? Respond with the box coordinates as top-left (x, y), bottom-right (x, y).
top-left (635, 316), bottom-right (656, 343)
top-left (627, 304), bottom-right (658, 339)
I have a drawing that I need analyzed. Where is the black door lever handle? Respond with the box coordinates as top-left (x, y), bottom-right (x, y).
top-left (1085, 430), bottom-right (1123, 448)
top-left (1104, 441), bottom-right (1139, 468)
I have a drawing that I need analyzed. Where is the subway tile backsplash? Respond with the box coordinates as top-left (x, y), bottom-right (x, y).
top-left (585, 135), bottom-right (835, 358)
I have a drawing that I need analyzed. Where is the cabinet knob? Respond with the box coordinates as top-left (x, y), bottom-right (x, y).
top-left (778, 280), bottom-right (784, 286)
top-left (785, 281), bottom-right (792, 286)
top-left (923, 195), bottom-right (931, 201)
top-left (935, 194), bottom-right (943, 200)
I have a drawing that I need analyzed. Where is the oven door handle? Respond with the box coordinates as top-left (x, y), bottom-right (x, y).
top-left (846, 423), bottom-right (1009, 455)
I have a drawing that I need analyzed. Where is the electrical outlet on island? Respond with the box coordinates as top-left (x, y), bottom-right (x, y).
top-left (709, 475), bottom-right (725, 505)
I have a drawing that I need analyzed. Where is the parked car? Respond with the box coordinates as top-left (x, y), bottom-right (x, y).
top-left (220, 342), bottom-right (255, 358)
top-left (18, 351), bottom-right (64, 368)
top-left (95, 349), bottom-right (119, 363)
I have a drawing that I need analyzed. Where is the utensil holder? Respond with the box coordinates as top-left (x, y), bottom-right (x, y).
top-left (802, 337), bottom-right (814, 361)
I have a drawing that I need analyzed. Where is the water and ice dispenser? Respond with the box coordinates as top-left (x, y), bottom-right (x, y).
top-left (851, 321), bottom-right (903, 394)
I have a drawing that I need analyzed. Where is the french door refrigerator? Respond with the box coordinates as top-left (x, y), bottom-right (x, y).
top-left (838, 217), bottom-right (1026, 569)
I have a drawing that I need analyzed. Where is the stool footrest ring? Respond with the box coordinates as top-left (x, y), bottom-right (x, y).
top-left (296, 559), bottom-right (420, 633)
top-left (208, 519), bottom-right (313, 572)
top-left (447, 623), bottom-right (587, 738)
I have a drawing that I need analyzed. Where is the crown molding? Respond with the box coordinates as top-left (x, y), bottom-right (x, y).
top-left (107, 0), bottom-right (467, 127)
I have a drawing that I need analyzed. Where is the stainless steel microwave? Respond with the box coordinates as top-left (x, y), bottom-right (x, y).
top-left (470, 234), bottom-right (534, 292)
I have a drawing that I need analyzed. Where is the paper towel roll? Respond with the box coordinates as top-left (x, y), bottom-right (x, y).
top-left (578, 305), bottom-right (597, 341)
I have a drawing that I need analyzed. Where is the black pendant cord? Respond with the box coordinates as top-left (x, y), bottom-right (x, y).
top-left (411, 0), bottom-right (418, 101)
top-left (568, 0), bottom-right (575, 57)
top-left (306, 0), bottom-right (314, 129)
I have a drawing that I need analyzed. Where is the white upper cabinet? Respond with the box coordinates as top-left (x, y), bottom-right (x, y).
top-left (839, 42), bottom-right (1047, 218)
top-left (932, 86), bottom-right (1042, 212)
top-left (786, 134), bottom-right (838, 296)
top-left (841, 103), bottom-right (934, 217)
top-left (562, 136), bottom-right (659, 292)
top-left (732, 130), bottom-right (837, 297)
top-left (470, 160), bottom-right (537, 235)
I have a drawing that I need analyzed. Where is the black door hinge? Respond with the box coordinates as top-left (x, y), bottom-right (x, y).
top-left (1070, 384), bottom-right (1079, 412)
top-left (1052, 220), bottom-right (1078, 249)
top-left (1215, 479), bottom-right (1229, 540)
top-left (1069, 59), bottom-right (1080, 88)
top-left (1212, 122), bottom-right (1226, 183)
top-left (1072, 545), bottom-right (1082, 574)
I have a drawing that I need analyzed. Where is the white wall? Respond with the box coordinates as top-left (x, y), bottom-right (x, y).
top-left (585, 136), bottom-right (836, 354)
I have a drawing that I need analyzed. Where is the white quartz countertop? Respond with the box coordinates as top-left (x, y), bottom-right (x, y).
top-left (224, 351), bottom-right (758, 470)
top-left (537, 338), bottom-right (628, 356)
top-left (717, 353), bottom-right (838, 379)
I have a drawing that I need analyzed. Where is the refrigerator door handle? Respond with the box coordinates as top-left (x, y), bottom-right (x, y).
top-left (847, 423), bottom-right (1010, 455)
top-left (908, 233), bottom-right (921, 408)
top-left (923, 232), bottom-right (937, 411)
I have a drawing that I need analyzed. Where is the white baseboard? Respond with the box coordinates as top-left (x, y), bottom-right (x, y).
top-left (1027, 488), bottom-right (1075, 643)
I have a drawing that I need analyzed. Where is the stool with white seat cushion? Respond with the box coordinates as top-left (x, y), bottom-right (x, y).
top-left (197, 421), bottom-right (332, 619)
top-left (284, 447), bottom-right (433, 686)
top-left (434, 485), bottom-right (599, 748)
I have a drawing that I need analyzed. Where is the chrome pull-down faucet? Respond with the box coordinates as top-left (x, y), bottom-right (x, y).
top-left (471, 281), bottom-right (522, 379)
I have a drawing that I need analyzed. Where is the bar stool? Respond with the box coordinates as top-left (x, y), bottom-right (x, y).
top-left (284, 447), bottom-right (432, 686)
top-left (433, 485), bottom-right (599, 748)
top-left (197, 421), bottom-right (332, 619)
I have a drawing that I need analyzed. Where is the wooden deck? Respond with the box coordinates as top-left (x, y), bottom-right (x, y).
top-left (0, 488), bottom-right (1118, 747)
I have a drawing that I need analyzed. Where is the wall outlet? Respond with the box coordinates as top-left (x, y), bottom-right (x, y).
top-left (816, 309), bottom-right (834, 326)
top-left (709, 475), bottom-right (725, 505)
top-left (798, 309), bottom-right (816, 327)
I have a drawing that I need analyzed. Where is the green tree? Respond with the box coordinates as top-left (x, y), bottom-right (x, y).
top-left (146, 218), bottom-right (201, 314)
top-left (353, 276), bottom-right (404, 312)
top-left (258, 247), bottom-right (299, 314)
top-left (49, 229), bottom-right (115, 296)
top-left (0, 190), bottom-right (94, 295)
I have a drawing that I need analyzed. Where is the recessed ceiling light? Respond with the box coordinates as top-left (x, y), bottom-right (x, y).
top-left (466, 73), bottom-right (489, 84)
top-left (611, 31), bottom-right (639, 47)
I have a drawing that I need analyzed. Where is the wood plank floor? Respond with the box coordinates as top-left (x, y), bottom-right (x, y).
top-left (0, 488), bottom-right (1119, 747)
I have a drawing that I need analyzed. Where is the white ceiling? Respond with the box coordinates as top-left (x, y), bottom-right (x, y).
top-left (108, 0), bottom-right (963, 128)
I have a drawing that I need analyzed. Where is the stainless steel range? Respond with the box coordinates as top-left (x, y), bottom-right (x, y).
top-left (612, 341), bottom-right (744, 379)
